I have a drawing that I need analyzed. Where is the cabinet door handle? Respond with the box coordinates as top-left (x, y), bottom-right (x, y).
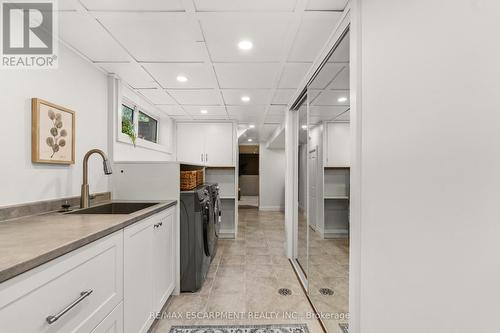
top-left (205, 153), bottom-right (208, 162)
top-left (201, 153), bottom-right (204, 162)
top-left (46, 289), bottom-right (93, 324)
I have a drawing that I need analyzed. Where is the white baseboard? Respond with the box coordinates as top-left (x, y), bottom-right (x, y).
top-left (258, 206), bottom-right (284, 211)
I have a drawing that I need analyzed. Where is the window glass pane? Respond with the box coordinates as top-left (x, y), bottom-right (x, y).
top-left (121, 104), bottom-right (134, 135)
top-left (138, 111), bottom-right (158, 143)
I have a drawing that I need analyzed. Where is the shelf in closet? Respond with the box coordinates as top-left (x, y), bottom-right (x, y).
top-left (324, 196), bottom-right (349, 200)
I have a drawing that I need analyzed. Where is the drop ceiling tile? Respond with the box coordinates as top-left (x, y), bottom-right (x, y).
top-left (137, 88), bottom-right (176, 105)
top-left (227, 105), bottom-right (267, 115)
top-left (272, 89), bottom-right (295, 105)
top-left (80, 0), bottom-right (183, 11)
top-left (215, 63), bottom-right (281, 89)
top-left (143, 63), bottom-right (217, 89)
top-left (99, 63), bottom-right (156, 88)
top-left (194, 0), bottom-right (297, 11)
top-left (309, 63), bottom-right (346, 89)
top-left (267, 105), bottom-right (287, 115)
top-left (183, 105), bottom-right (227, 117)
top-left (192, 114), bottom-right (228, 120)
top-left (227, 105), bottom-right (266, 122)
top-left (95, 12), bottom-right (204, 62)
top-left (221, 89), bottom-right (271, 105)
top-left (310, 90), bottom-right (349, 106)
top-left (265, 114), bottom-right (284, 123)
top-left (168, 89), bottom-right (223, 105)
top-left (288, 12), bottom-right (343, 62)
top-left (328, 67), bottom-right (350, 89)
top-left (306, 0), bottom-right (347, 10)
top-left (59, 12), bottom-right (129, 62)
top-left (157, 105), bottom-right (188, 116)
top-left (260, 124), bottom-right (280, 141)
top-left (278, 63), bottom-right (311, 89)
top-left (170, 114), bottom-right (192, 120)
top-left (199, 12), bottom-right (293, 62)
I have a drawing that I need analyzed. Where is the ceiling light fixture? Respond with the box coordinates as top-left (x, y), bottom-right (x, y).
top-left (337, 96), bottom-right (348, 103)
top-left (238, 40), bottom-right (253, 51)
top-left (241, 96), bottom-right (251, 103)
top-left (176, 75), bottom-right (188, 83)
top-left (249, 124), bottom-right (255, 128)
top-left (200, 109), bottom-right (208, 114)
top-left (248, 138), bottom-right (253, 142)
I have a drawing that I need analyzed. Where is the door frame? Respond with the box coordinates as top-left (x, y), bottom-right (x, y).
top-left (284, 3), bottom-right (362, 332)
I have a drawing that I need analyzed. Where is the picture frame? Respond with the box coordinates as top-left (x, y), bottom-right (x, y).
top-left (32, 98), bottom-right (75, 164)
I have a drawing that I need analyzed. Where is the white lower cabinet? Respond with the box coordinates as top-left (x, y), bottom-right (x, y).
top-left (0, 232), bottom-right (123, 333)
top-left (124, 207), bottom-right (176, 333)
top-left (91, 302), bottom-right (124, 333)
top-left (0, 206), bottom-right (176, 333)
top-left (153, 211), bottom-right (175, 313)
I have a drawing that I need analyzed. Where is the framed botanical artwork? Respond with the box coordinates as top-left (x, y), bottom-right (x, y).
top-left (32, 98), bottom-right (75, 164)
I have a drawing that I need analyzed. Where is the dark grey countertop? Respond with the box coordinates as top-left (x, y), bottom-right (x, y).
top-left (0, 200), bottom-right (176, 284)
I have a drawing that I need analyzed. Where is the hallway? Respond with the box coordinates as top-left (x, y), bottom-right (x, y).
top-left (153, 209), bottom-right (323, 332)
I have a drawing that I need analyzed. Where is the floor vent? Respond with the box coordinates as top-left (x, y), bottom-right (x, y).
top-left (278, 288), bottom-right (292, 296)
top-left (319, 288), bottom-right (334, 296)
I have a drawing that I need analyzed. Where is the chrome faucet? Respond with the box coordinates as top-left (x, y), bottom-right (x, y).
top-left (80, 149), bottom-right (112, 208)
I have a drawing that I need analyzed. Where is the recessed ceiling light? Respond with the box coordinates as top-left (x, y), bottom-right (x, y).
top-left (176, 75), bottom-right (188, 83)
top-left (241, 96), bottom-right (251, 103)
top-left (238, 40), bottom-right (253, 51)
top-left (248, 138), bottom-right (253, 142)
top-left (200, 109), bottom-right (208, 114)
top-left (301, 125), bottom-right (308, 130)
top-left (337, 96), bottom-right (348, 103)
top-left (249, 124), bottom-right (255, 128)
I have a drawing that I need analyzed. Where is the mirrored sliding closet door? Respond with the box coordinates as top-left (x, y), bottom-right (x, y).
top-left (292, 27), bottom-right (351, 332)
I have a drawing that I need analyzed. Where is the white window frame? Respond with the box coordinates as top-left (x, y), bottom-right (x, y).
top-left (118, 98), bottom-right (169, 153)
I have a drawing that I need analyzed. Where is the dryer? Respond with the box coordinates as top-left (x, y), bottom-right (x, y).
top-left (180, 185), bottom-right (215, 292)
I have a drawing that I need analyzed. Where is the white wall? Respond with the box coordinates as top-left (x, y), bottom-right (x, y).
top-left (0, 44), bottom-right (109, 207)
top-left (356, 1), bottom-right (500, 332)
top-left (259, 146), bottom-right (285, 210)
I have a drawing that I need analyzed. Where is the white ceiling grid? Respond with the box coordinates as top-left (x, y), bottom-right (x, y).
top-left (58, 0), bottom-right (347, 142)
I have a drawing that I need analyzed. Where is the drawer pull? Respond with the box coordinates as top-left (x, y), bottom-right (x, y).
top-left (46, 289), bottom-right (93, 324)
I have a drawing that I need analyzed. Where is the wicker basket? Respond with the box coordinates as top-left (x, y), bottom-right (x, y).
top-left (196, 169), bottom-right (204, 186)
top-left (180, 170), bottom-right (198, 191)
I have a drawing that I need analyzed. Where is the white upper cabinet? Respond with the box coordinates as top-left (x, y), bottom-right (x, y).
top-left (176, 123), bottom-right (206, 165)
top-left (176, 122), bottom-right (234, 166)
top-left (325, 122), bottom-right (350, 167)
top-left (204, 123), bottom-right (234, 166)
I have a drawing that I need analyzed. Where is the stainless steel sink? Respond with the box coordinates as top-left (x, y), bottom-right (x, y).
top-left (67, 202), bottom-right (159, 215)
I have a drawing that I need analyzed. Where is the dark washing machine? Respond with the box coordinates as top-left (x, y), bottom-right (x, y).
top-left (180, 185), bottom-right (216, 292)
top-left (205, 183), bottom-right (222, 260)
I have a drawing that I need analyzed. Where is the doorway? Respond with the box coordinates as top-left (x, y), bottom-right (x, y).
top-left (238, 145), bottom-right (259, 209)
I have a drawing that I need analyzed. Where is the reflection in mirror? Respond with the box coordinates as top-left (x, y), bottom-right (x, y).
top-left (296, 97), bottom-right (308, 277)
top-left (307, 30), bottom-right (350, 332)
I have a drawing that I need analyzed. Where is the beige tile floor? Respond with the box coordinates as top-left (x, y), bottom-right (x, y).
top-left (153, 209), bottom-right (325, 333)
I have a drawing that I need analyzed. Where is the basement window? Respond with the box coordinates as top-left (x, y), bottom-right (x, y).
top-left (138, 111), bottom-right (158, 143)
top-left (120, 101), bottom-right (161, 146)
